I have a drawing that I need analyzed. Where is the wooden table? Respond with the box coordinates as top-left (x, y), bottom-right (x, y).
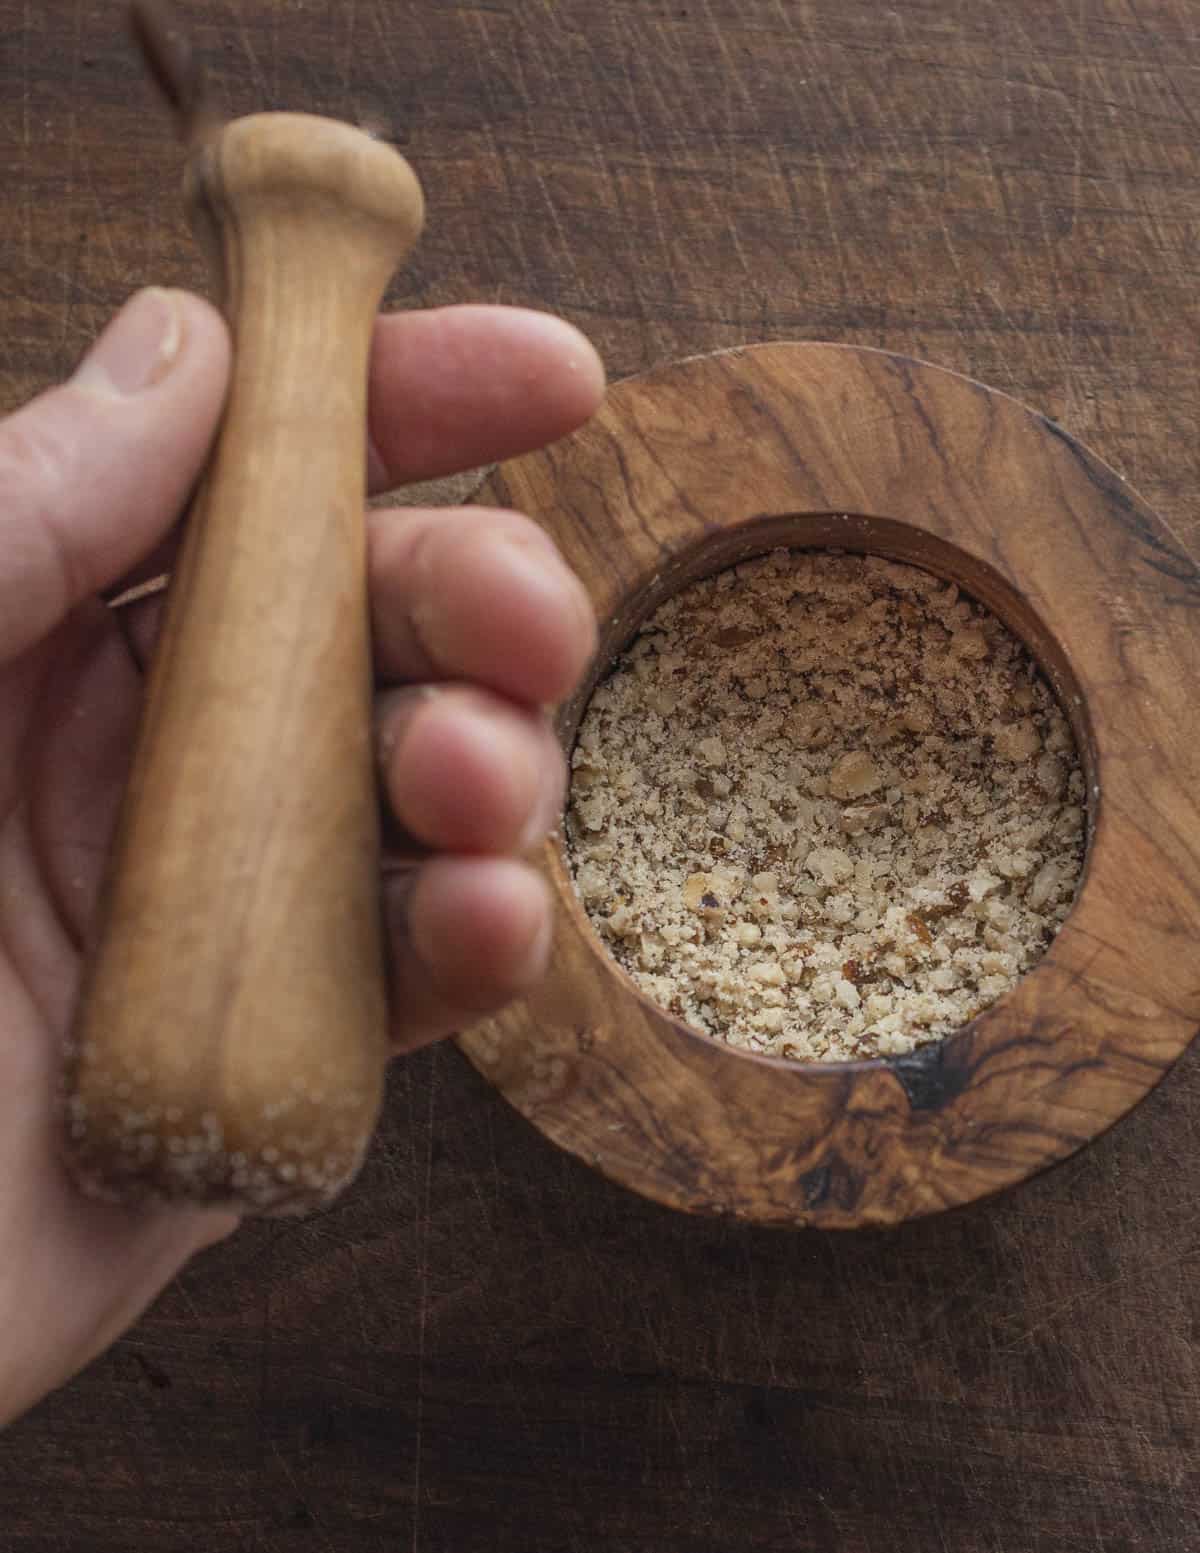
top-left (4, 2), bottom-right (1200, 1548)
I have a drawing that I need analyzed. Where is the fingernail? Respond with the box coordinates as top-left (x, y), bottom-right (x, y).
top-left (487, 529), bottom-right (597, 651)
top-left (498, 531), bottom-right (596, 644)
top-left (520, 739), bottom-right (566, 852)
top-left (515, 901), bottom-right (555, 989)
top-left (74, 288), bottom-right (183, 398)
top-left (366, 430), bottom-right (389, 492)
top-left (377, 685), bottom-right (441, 767)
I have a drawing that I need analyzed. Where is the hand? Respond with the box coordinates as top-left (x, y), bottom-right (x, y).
top-left (0, 288), bottom-right (603, 1426)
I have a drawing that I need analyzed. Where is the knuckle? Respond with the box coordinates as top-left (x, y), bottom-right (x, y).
top-left (0, 402), bottom-right (73, 521)
top-left (0, 396), bottom-right (81, 642)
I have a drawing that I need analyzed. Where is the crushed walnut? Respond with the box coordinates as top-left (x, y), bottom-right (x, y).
top-left (565, 549), bottom-right (1086, 1062)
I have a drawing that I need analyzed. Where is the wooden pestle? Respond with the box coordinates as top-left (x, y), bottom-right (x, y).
top-left (61, 5), bottom-right (424, 1214)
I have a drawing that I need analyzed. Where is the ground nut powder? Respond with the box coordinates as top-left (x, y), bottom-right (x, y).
top-left (565, 550), bottom-right (1086, 1062)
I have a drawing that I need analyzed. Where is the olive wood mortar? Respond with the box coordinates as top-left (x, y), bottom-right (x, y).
top-left (460, 342), bottom-right (1200, 1229)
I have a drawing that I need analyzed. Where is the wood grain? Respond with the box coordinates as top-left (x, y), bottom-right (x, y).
top-left (462, 341), bottom-right (1200, 1226)
top-left (5, 1), bottom-right (1200, 1549)
top-left (64, 113), bottom-right (424, 1213)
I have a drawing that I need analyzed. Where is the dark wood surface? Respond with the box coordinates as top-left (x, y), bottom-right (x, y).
top-left (4, 1), bottom-right (1200, 1548)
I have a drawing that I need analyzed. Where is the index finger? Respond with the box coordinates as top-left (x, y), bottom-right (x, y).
top-left (367, 304), bottom-right (605, 494)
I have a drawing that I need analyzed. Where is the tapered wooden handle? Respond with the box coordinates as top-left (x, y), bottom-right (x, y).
top-left (62, 114), bottom-right (424, 1214)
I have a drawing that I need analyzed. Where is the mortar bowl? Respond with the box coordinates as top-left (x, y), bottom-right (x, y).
top-left (457, 343), bottom-right (1200, 1228)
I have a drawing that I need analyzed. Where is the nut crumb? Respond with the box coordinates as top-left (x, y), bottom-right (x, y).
top-left (566, 549), bottom-right (1086, 1062)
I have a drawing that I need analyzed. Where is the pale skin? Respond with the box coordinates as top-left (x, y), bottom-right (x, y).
top-left (0, 289), bottom-right (604, 1427)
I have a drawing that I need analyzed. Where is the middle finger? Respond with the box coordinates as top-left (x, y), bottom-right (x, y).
top-left (368, 504), bottom-right (595, 705)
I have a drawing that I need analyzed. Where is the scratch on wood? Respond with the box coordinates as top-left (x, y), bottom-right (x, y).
top-left (230, 0), bottom-right (270, 106)
top-left (338, 0), bottom-right (358, 97)
top-left (270, 1441), bottom-right (338, 1553)
top-left (21, 0), bottom-right (32, 266)
top-left (998, 1233), bottom-right (1200, 1355)
top-left (504, 14), bottom-right (589, 302)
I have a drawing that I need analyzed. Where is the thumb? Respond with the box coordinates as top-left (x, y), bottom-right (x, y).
top-left (0, 288), bottom-right (230, 664)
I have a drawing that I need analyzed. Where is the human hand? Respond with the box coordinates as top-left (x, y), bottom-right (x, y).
top-left (0, 288), bottom-right (603, 1426)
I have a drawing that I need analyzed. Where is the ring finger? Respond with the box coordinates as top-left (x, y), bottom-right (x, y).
top-left (378, 683), bottom-right (565, 856)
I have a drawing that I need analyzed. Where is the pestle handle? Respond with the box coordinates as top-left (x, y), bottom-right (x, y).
top-left (63, 107), bottom-right (424, 1214)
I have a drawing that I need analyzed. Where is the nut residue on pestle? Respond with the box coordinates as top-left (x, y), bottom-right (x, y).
top-left (565, 549), bottom-right (1086, 1063)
